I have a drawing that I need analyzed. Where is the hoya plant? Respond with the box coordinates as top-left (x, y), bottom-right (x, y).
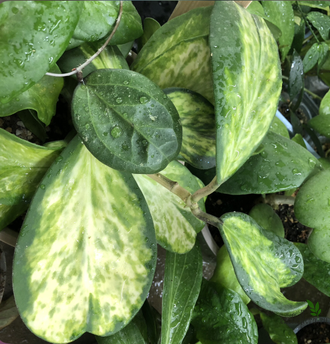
top-left (1, 1), bottom-right (330, 344)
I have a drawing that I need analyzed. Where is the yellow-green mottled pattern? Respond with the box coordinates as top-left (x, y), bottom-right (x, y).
top-left (13, 136), bottom-right (156, 343)
top-left (134, 161), bottom-right (205, 253)
top-left (132, 7), bottom-right (214, 103)
top-left (165, 89), bottom-right (216, 169)
top-left (219, 213), bottom-right (307, 316)
top-left (210, 2), bottom-right (282, 184)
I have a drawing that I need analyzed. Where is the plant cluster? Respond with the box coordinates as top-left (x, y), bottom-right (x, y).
top-left (0, 1), bottom-right (330, 344)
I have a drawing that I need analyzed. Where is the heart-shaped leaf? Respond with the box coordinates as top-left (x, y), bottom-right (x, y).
top-left (210, 1), bottom-right (282, 184)
top-left (13, 136), bottom-right (156, 343)
top-left (132, 6), bottom-right (214, 104)
top-left (133, 161), bottom-right (205, 253)
top-left (165, 88), bottom-right (216, 169)
top-left (161, 243), bottom-right (203, 344)
top-left (219, 212), bottom-right (307, 316)
top-left (72, 69), bottom-right (182, 174)
top-left (219, 131), bottom-right (320, 195)
top-left (191, 279), bottom-right (258, 343)
top-left (0, 65), bottom-right (63, 125)
top-left (0, 1), bottom-right (81, 104)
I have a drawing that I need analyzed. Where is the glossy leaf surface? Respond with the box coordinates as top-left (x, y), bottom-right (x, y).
top-left (0, 65), bottom-right (63, 125)
top-left (192, 279), bottom-right (258, 344)
top-left (219, 212), bottom-right (307, 316)
top-left (260, 312), bottom-right (297, 344)
top-left (308, 228), bottom-right (330, 264)
top-left (262, 1), bottom-right (294, 61)
top-left (303, 43), bottom-right (322, 73)
top-left (73, 1), bottom-right (142, 45)
top-left (295, 243), bottom-right (330, 297)
top-left (162, 243), bottom-right (203, 344)
top-left (249, 203), bottom-right (284, 238)
top-left (13, 136), bottom-right (156, 343)
top-left (133, 161), bottom-right (205, 253)
top-left (299, 1), bottom-right (330, 9)
top-left (289, 50), bottom-right (304, 101)
top-left (72, 69), bottom-right (182, 174)
top-left (210, 1), bottom-right (282, 184)
top-left (307, 12), bottom-right (330, 41)
top-left (295, 169), bottom-right (330, 229)
top-left (219, 131), bottom-right (319, 195)
top-left (132, 6), bottom-right (213, 103)
top-left (309, 89), bottom-right (330, 138)
top-left (165, 88), bottom-right (216, 169)
top-left (0, 1), bottom-right (81, 104)
top-left (270, 116), bottom-right (290, 139)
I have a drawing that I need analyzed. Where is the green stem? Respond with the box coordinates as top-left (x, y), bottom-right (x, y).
top-left (190, 203), bottom-right (223, 228)
top-left (191, 176), bottom-right (220, 203)
top-left (282, 75), bottom-right (322, 100)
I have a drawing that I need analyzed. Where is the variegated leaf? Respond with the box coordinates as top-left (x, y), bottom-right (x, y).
top-left (133, 161), bottom-right (205, 253)
top-left (219, 212), bottom-right (307, 316)
top-left (131, 6), bottom-right (214, 104)
top-left (13, 136), bottom-right (156, 343)
top-left (165, 88), bottom-right (216, 169)
top-left (210, 1), bottom-right (282, 184)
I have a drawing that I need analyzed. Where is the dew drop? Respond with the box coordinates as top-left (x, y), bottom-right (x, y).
top-left (292, 168), bottom-right (301, 175)
top-left (110, 126), bottom-right (123, 138)
top-left (123, 81), bottom-right (129, 85)
top-left (11, 6), bottom-right (19, 14)
top-left (308, 158), bottom-right (316, 168)
top-left (115, 97), bottom-right (123, 104)
top-left (140, 96), bottom-right (149, 104)
top-left (40, 184), bottom-right (46, 190)
top-left (102, 132), bottom-right (108, 136)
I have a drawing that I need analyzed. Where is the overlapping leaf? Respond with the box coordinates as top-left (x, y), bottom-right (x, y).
top-left (72, 69), bottom-right (182, 174)
top-left (133, 161), bottom-right (205, 253)
top-left (132, 6), bottom-right (214, 103)
top-left (308, 228), bottom-right (330, 264)
top-left (309, 89), bottom-right (330, 138)
top-left (165, 88), bottom-right (216, 169)
top-left (0, 1), bottom-right (81, 103)
top-left (13, 136), bottom-right (157, 343)
top-left (219, 212), bottom-right (307, 316)
top-left (210, 1), bottom-right (282, 184)
top-left (307, 12), bottom-right (330, 41)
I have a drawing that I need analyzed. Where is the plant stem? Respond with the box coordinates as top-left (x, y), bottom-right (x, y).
top-left (190, 203), bottom-right (223, 228)
top-left (282, 75), bottom-right (322, 100)
top-left (191, 176), bottom-right (220, 203)
top-left (297, 3), bottom-right (320, 44)
top-left (45, 1), bottom-right (123, 78)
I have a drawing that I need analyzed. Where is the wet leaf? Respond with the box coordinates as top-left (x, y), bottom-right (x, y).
top-left (0, 65), bottom-right (63, 126)
top-left (210, 1), bottom-right (282, 184)
top-left (162, 243), bottom-right (203, 344)
top-left (303, 43), bottom-right (321, 73)
top-left (0, 1), bottom-right (81, 104)
top-left (307, 12), bottom-right (330, 41)
top-left (219, 131), bottom-right (319, 195)
top-left (165, 88), bottom-right (216, 169)
top-left (191, 279), bottom-right (258, 343)
top-left (72, 69), bottom-right (182, 174)
top-left (289, 50), bottom-right (304, 101)
top-left (132, 6), bottom-right (214, 103)
top-left (270, 116), bottom-right (290, 139)
top-left (299, 1), bottom-right (330, 9)
top-left (13, 136), bottom-right (157, 343)
top-left (249, 203), bottom-right (285, 238)
top-left (308, 228), bottom-right (330, 264)
top-left (219, 212), bottom-right (307, 316)
top-left (309, 89), bottom-right (330, 138)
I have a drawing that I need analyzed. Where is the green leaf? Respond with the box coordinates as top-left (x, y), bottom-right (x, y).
top-left (219, 212), bottom-right (307, 316)
top-left (133, 161), bottom-right (205, 253)
top-left (72, 69), bottom-right (182, 174)
top-left (165, 88), bottom-right (216, 169)
top-left (0, 65), bottom-right (63, 126)
top-left (72, 1), bottom-right (143, 45)
top-left (95, 311), bottom-right (148, 344)
top-left (162, 243), bottom-right (203, 344)
top-left (132, 6), bottom-right (214, 104)
top-left (289, 50), bottom-right (304, 101)
top-left (210, 1), bottom-right (282, 184)
top-left (317, 42), bottom-right (329, 71)
top-left (311, 312), bottom-right (317, 316)
top-left (0, 1), bottom-right (81, 104)
top-left (299, 1), bottom-right (330, 9)
top-left (13, 136), bottom-right (157, 343)
top-left (303, 43), bottom-right (321, 73)
top-left (210, 245), bottom-right (250, 304)
top-left (138, 18), bottom-right (161, 51)
top-left (18, 110), bottom-right (47, 142)
top-left (317, 309), bottom-right (322, 316)
top-left (270, 116), bottom-right (290, 139)
top-left (315, 302), bottom-right (320, 312)
top-left (262, 1), bottom-right (295, 61)
top-left (309, 89), bottom-right (330, 138)
top-left (249, 203), bottom-right (285, 238)
top-left (141, 301), bottom-right (160, 344)
top-left (191, 279), bottom-right (258, 344)
top-left (292, 19), bottom-right (306, 54)
top-left (218, 131), bottom-right (320, 195)
top-left (308, 228), bottom-right (330, 264)
top-left (292, 133), bottom-right (307, 148)
top-left (295, 243), bottom-right (330, 297)
top-left (307, 12), bottom-right (330, 41)
top-left (295, 169), bottom-right (330, 229)
top-left (259, 312), bottom-right (297, 344)
top-left (307, 300), bottom-right (315, 308)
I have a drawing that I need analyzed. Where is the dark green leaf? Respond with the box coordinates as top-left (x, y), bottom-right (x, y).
top-left (299, 1), bottom-right (330, 9)
top-left (138, 18), bottom-right (161, 51)
top-left (141, 301), bottom-right (160, 344)
top-left (165, 88), bottom-right (216, 169)
top-left (307, 12), bottom-right (330, 41)
top-left (307, 300), bottom-right (315, 308)
top-left (262, 1), bottom-right (295, 61)
top-left (317, 42), bottom-right (329, 72)
top-left (308, 228), bottom-right (330, 264)
top-left (309, 89), bottom-right (330, 138)
top-left (0, 65), bottom-right (63, 126)
top-left (0, 1), bottom-right (81, 104)
top-left (317, 309), bottom-right (321, 316)
top-left (311, 312), bottom-right (317, 316)
top-left (289, 50), bottom-right (304, 101)
top-left (292, 20), bottom-right (306, 54)
top-left (72, 69), bottom-right (182, 174)
top-left (18, 110), bottom-right (47, 142)
top-left (219, 212), bottom-right (307, 316)
top-left (315, 302), bottom-right (320, 311)
top-left (260, 312), bottom-right (297, 344)
top-left (249, 203), bottom-right (285, 238)
top-left (210, 1), bottom-right (282, 184)
top-left (162, 243), bottom-right (203, 344)
top-left (72, 1), bottom-right (143, 45)
top-left (303, 43), bottom-right (321, 73)
top-left (218, 131), bottom-right (320, 195)
top-left (191, 279), bottom-right (258, 344)
top-left (118, 41), bottom-right (134, 58)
